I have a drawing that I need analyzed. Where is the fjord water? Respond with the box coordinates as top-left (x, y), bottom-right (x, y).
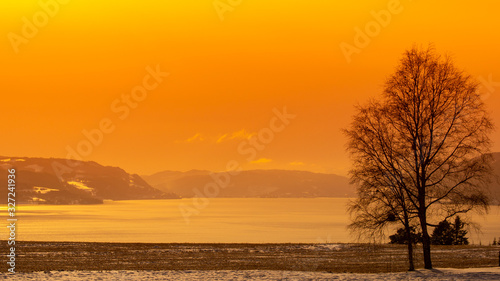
top-left (5, 198), bottom-right (500, 243)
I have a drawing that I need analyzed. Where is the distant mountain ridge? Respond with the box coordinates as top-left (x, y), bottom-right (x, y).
top-left (0, 156), bottom-right (179, 204)
top-left (143, 153), bottom-right (500, 202)
top-left (1, 153), bottom-right (498, 205)
top-left (143, 169), bottom-right (355, 198)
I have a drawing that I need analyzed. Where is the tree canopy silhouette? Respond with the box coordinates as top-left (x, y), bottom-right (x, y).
top-left (345, 45), bottom-right (494, 270)
top-left (389, 226), bottom-right (422, 245)
top-left (431, 216), bottom-right (469, 245)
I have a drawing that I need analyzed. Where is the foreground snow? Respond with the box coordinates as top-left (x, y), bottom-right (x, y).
top-left (3, 268), bottom-right (500, 280)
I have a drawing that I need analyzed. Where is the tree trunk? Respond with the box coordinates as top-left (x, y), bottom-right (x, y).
top-left (417, 169), bottom-right (432, 269)
top-left (403, 215), bottom-right (415, 271)
top-left (421, 233), bottom-right (432, 269)
top-left (407, 242), bottom-right (415, 271)
top-left (419, 214), bottom-right (433, 269)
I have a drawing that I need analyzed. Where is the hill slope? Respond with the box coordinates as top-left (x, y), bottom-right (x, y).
top-left (0, 157), bottom-right (179, 204)
top-left (144, 153), bottom-right (500, 201)
top-left (143, 169), bottom-right (355, 198)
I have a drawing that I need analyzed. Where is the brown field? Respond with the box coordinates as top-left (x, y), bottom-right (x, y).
top-left (2, 241), bottom-right (499, 273)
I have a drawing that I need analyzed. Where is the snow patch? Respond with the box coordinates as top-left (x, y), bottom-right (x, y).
top-left (67, 181), bottom-right (93, 191)
top-left (33, 186), bottom-right (59, 194)
top-left (302, 244), bottom-right (346, 251)
top-left (2, 268), bottom-right (500, 281)
top-left (25, 164), bottom-right (44, 172)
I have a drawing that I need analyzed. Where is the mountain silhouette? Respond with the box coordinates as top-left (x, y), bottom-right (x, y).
top-left (0, 157), bottom-right (179, 204)
top-left (1, 154), bottom-right (497, 204)
top-left (143, 169), bottom-right (355, 198)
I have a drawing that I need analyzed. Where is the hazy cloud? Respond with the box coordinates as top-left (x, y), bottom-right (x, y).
top-left (216, 129), bottom-right (256, 143)
top-left (178, 130), bottom-right (256, 144)
top-left (182, 133), bottom-right (205, 143)
top-left (250, 158), bottom-right (272, 164)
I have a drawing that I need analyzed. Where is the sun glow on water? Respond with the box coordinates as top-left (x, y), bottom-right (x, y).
top-left (3, 198), bottom-right (499, 244)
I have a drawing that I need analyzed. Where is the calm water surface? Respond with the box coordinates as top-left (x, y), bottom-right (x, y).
top-left (2, 198), bottom-right (499, 243)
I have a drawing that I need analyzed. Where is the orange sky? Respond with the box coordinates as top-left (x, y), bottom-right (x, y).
top-left (1, 0), bottom-right (499, 175)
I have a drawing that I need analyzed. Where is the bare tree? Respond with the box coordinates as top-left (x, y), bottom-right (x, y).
top-left (346, 101), bottom-right (420, 271)
top-left (345, 46), bottom-right (494, 270)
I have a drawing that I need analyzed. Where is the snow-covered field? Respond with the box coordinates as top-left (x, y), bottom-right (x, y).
top-left (3, 268), bottom-right (500, 281)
